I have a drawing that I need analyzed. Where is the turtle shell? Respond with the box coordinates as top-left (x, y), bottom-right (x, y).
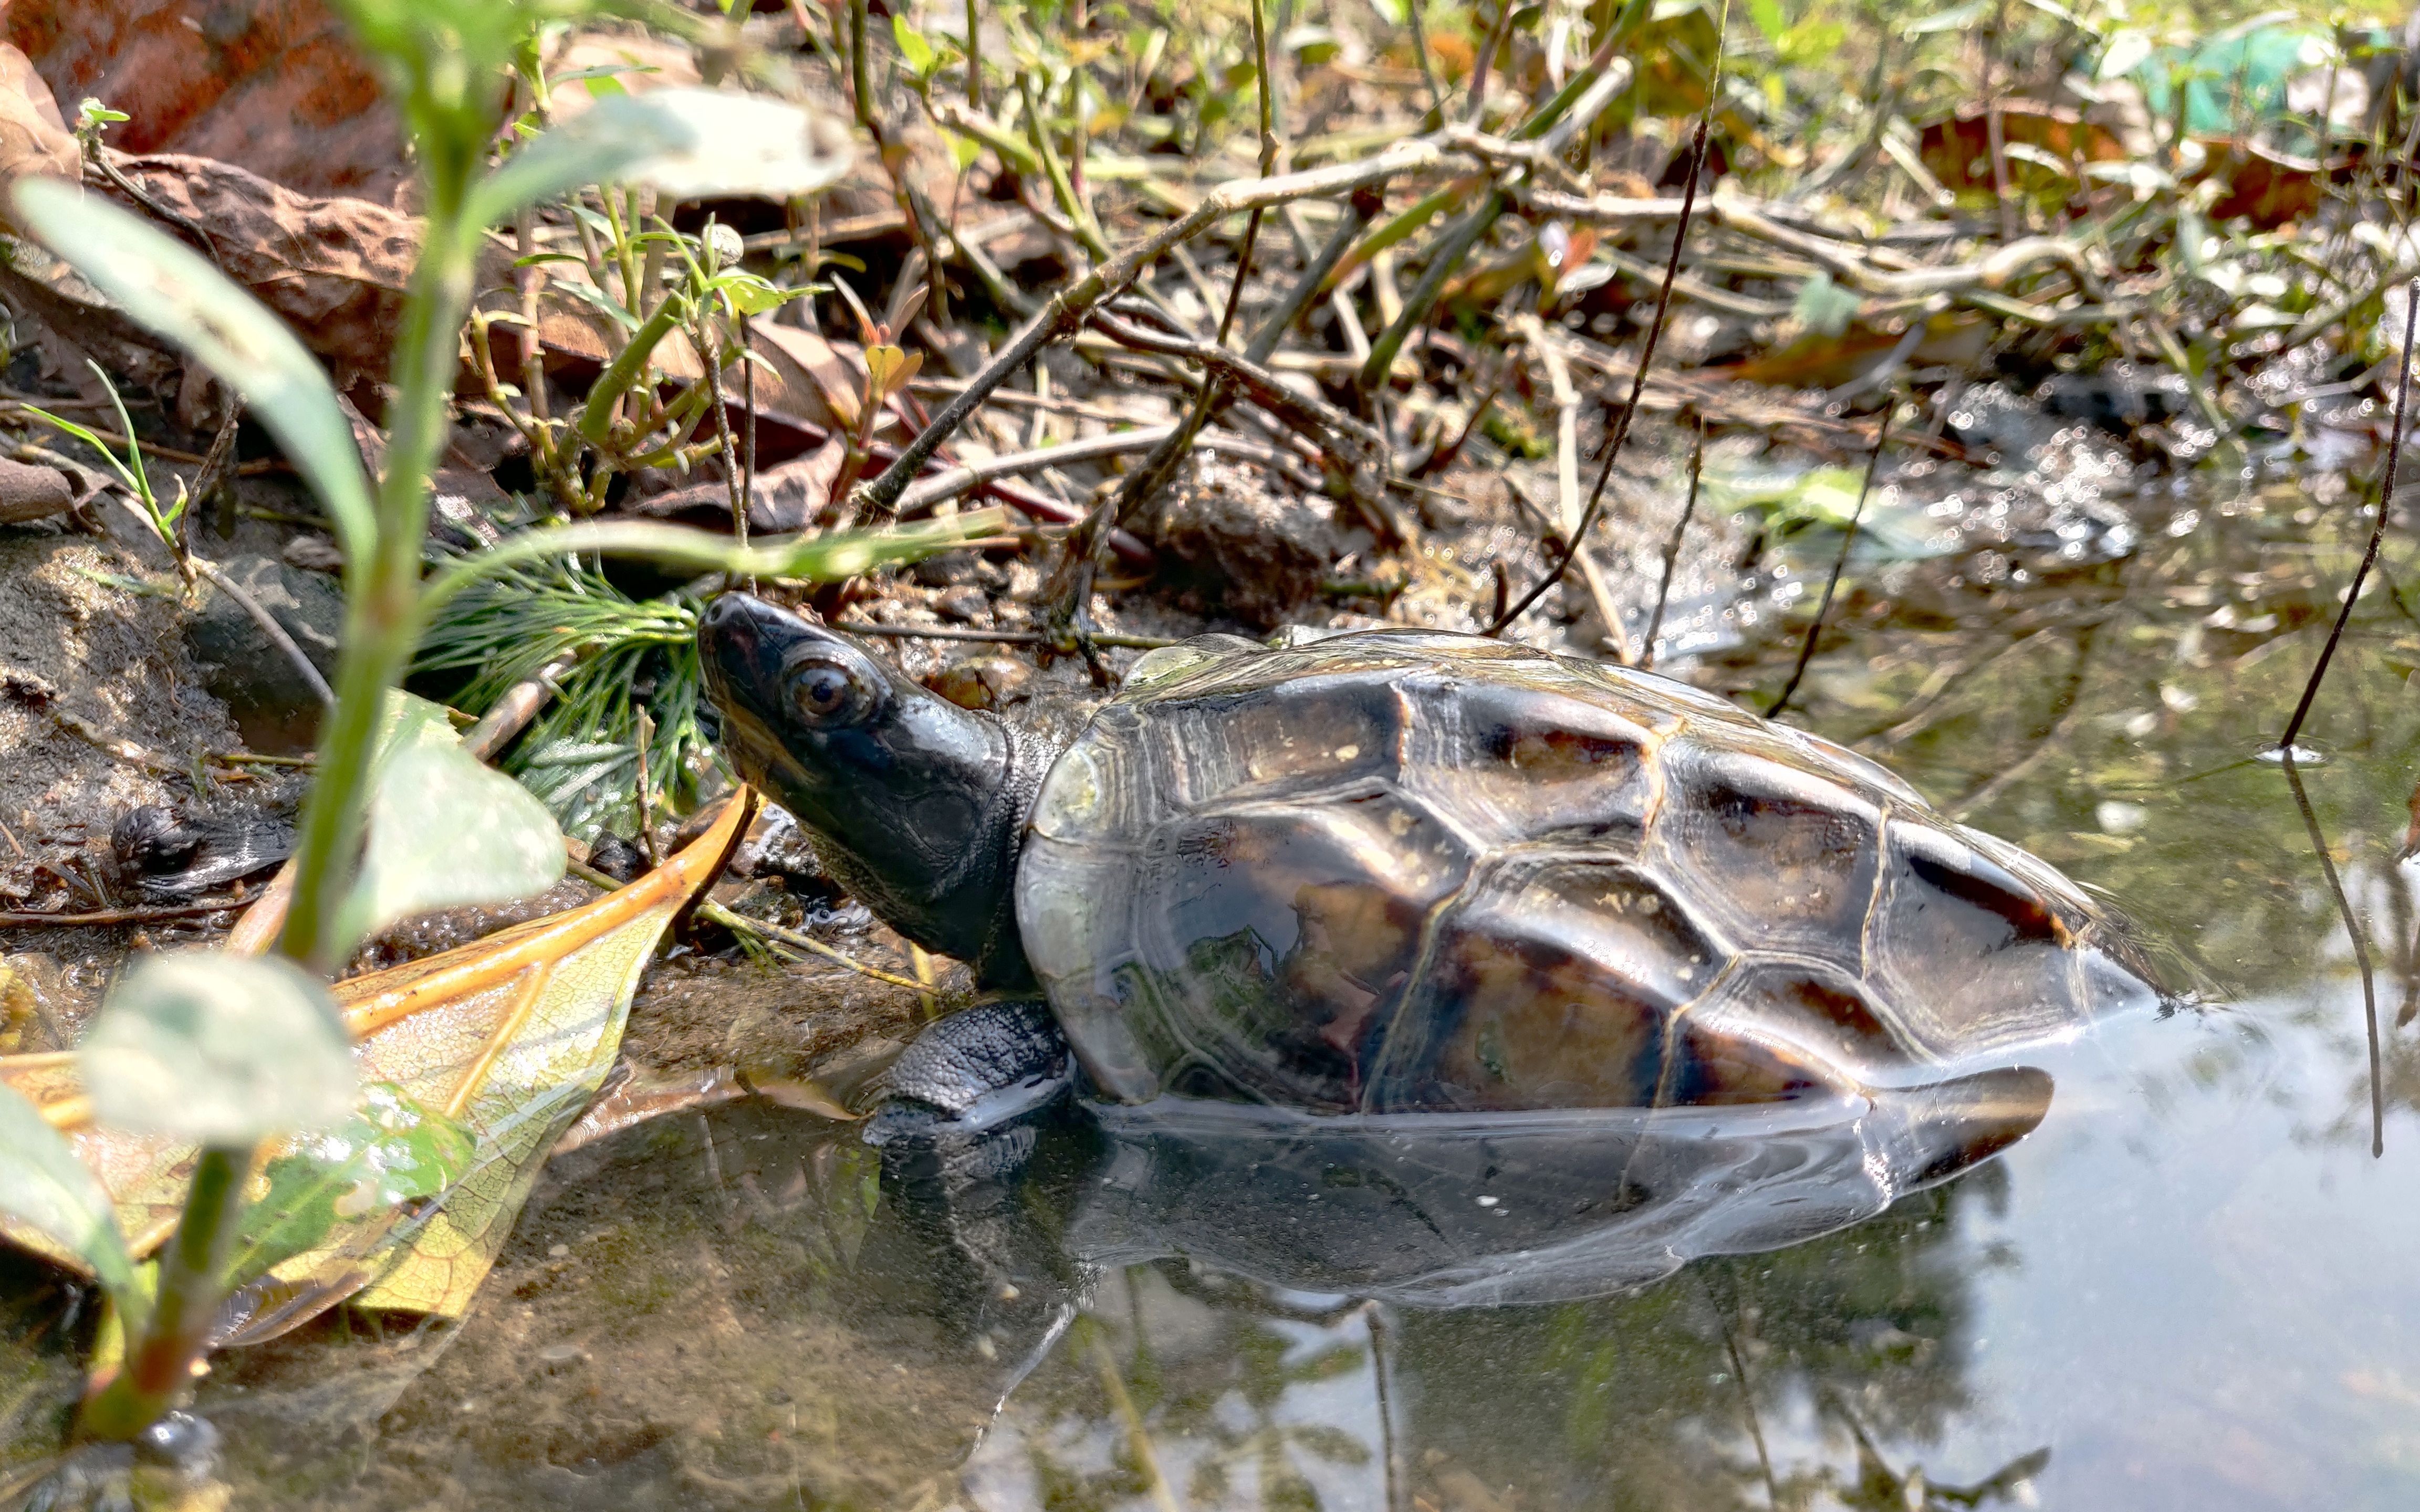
top-left (1015, 629), bottom-right (2154, 1113)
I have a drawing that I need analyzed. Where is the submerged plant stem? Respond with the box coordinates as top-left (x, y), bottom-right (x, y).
top-left (1768, 400), bottom-right (1896, 720)
top-left (2278, 274), bottom-right (2420, 751)
top-left (79, 1146), bottom-right (251, 1440)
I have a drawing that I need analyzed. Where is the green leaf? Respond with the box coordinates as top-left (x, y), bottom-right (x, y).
top-left (1746, 0), bottom-right (1787, 41)
top-left (6, 180), bottom-right (377, 568)
top-left (333, 741), bottom-right (567, 954)
top-left (224, 1084), bottom-right (473, 1286)
top-left (81, 954), bottom-right (357, 1146)
top-left (1903, 0), bottom-right (1989, 35)
top-left (718, 273), bottom-right (801, 317)
top-left (471, 88), bottom-right (855, 230)
top-left (0, 1083), bottom-right (143, 1320)
top-left (892, 14), bottom-right (936, 75)
top-left (1791, 270), bottom-right (1862, 338)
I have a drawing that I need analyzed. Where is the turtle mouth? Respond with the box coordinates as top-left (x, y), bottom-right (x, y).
top-left (698, 593), bottom-right (822, 798)
top-left (697, 591), bottom-right (781, 721)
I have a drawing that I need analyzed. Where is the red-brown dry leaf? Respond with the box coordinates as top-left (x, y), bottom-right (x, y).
top-left (0, 455), bottom-right (75, 523)
top-left (98, 153), bottom-right (422, 387)
top-left (7, 0), bottom-right (403, 200)
top-left (2196, 139), bottom-right (2356, 230)
top-left (0, 39), bottom-right (76, 223)
top-left (1917, 101), bottom-right (2126, 194)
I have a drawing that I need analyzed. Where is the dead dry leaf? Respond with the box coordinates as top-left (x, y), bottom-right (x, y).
top-left (0, 791), bottom-right (757, 1334)
top-left (98, 155), bottom-right (476, 387)
top-left (8, 0), bottom-right (402, 200)
top-left (0, 41), bottom-right (77, 222)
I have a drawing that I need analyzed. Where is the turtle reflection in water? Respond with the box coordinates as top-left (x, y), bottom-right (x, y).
top-left (700, 595), bottom-right (2157, 1306)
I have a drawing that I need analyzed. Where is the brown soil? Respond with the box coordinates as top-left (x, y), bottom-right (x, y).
top-left (0, 529), bottom-right (242, 898)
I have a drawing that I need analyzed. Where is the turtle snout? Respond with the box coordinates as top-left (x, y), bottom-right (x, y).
top-left (698, 593), bottom-right (779, 699)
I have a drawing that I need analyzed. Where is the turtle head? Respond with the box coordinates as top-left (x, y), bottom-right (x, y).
top-left (699, 592), bottom-right (1044, 983)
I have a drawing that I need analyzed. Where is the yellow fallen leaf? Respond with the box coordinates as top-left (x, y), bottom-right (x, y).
top-left (0, 791), bottom-right (755, 1332)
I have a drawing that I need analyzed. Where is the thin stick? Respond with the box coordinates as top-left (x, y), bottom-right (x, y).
top-left (1767, 400), bottom-right (1895, 720)
top-left (1516, 317), bottom-right (1634, 663)
top-left (0, 887), bottom-right (262, 929)
top-left (1083, 1321), bottom-right (1183, 1512)
top-left (1489, 108), bottom-right (1720, 632)
top-left (851, 132), bottom-right (1479, 518)
top-left (191, 557), bottom-right (334, 708)
top-left (838, 620), bottom-right (1180, 649)
top-left (1465, 1), bottom-right (1518, 124)
top-left (1641, 422), bottom-right (1705, 669)
top-left (2279, 283), bottom-right (2420, 752)
top-left (2281, 751), bottom-right (2385, 1158)
top-left (693, 898), bottom-right (931, 992)
top-left (897, 425), bottom-right (1180, 513)
top-left (1402, 0), bottom-right (1445, 120)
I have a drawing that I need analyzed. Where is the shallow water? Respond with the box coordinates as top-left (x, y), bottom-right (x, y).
top-left (90, 430), bottom-right (2420, 1509)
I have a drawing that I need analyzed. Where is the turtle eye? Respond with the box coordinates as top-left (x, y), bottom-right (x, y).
top-left (787, 660), bottom-right (864, 723)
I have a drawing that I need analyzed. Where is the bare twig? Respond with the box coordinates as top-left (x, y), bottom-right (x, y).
top-left (1360, 55), bottom-right (1635, 395)
top-left (1642, 422), bottom-right (1705, 670)
top-left (1767, 400), bottom-right (1895, 720)
top-left (461, 654), bottom-right (575, 761)
top-left (851, 131), bottom-right (1488, 519)
top-left (896, 424), bottom-right (1178, 512)
top-left (840, 621), bottom-right (1180, 649)
top-left (1490, 103), bottom-right (1720, 633)
top-left (1515, 315), bottom-right (1634, 664)
top-left (1090, 308), bottom-right (1390, 475)
top-left (0, 888), bottom-right (264, 930)
top-left (191, 558), bottom-right (334, 709)
top-left (2279, 279), bottom-right (2420, 752)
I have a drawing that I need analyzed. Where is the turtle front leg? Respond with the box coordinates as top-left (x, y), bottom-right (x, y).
top-left (863, 998), bottom-right (1073, 1149)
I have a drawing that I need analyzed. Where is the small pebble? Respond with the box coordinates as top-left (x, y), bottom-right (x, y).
top-left (934, 585), bottom-right (990, 623)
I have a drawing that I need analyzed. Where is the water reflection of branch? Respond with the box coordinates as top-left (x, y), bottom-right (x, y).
top-left (1079, 1315), bottom-right (1185, 1512)
top-left (1948, 622), bottom-right (2099, 821)
top-left (1821, 1388), bottom-right (2050, 1510)
top-left (1718, 1316), bottom-right (1781, 1510)
top-left (2280, 750), bottom-right (2386, 1157)
top-left (2379, 853), bottom-right (2420, 1030)
top-left (1363, 1303), bottom-right (1410, 1512)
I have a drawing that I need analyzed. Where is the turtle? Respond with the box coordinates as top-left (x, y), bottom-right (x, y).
top-left (698, 593), bottom-right (2155, 1157)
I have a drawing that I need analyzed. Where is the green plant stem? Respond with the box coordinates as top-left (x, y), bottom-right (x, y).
top-left (1020, 72), bottom-right (1110, 261)
top-left (77, 1146), bottom-right (251, 1441)
top-left (416, 514), bottom-right (1010, 623)
top-left (580, 296), bottom-right (689, 445)
top-left (277, 156), bottom-right (482, 976)
top-left (965, 0), bottom-right (982, 108)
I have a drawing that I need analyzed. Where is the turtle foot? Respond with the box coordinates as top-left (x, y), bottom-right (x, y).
top-left (863, 998), bottom-right (1072, 1149)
